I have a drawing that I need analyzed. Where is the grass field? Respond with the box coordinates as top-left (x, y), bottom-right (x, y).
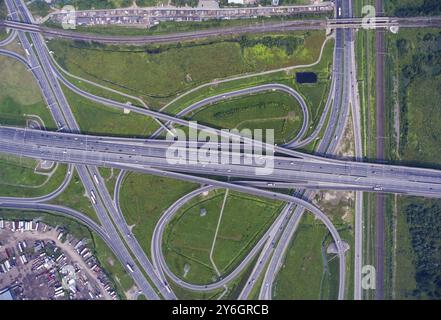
top-left (0, 56), bottom-right (72, 197)
top-left (0, 153), bottom-right (50, 189)
top-left (395, 197), bottom-right (441, 299)
top-left (161, 38), bottom-right (333, 143)
top-left (168, 243), bottom-right (263, 300)
top-left (62, 84), bottom-right (160, 137)
top-left (0, 28), bottom-right (6, 42)
top-left (188, 91), bottom-right (304, 144)
top-left (164, 189), bottom-right (283, 285)
top-left (384, 0), bottom-right (441, 16)
top-left (98, 167), bottom-right (120, 197)
top-left (92, 231), bottom-right (135, 297)
top-left (0, 0), bottom-right (7, 20)
top-left (0, 153), bottom-right (69, 198)
top-left (49, 170), bottom-right (100, 224)
top-left (168, 275), bottom-right (226, 300)
top-left (384, 28), bottom-right (441, 299)
top-left (48, 31), bottom-right (327, 109)
top-left (119, 172), bottom-right (198, 258)
top-left (389, 29), bottom-right (441, 166)
top-left (0, 56), bottom-right (56, 129)
top-left (272, 214), bottom-right (329, 300)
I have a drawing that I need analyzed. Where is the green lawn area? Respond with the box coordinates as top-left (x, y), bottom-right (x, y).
top-left (0, 153), bottom-right (69, 198)
top-left (188, 91), bottom-right (304, 144)
top-left (0, 153), bottom-right (50, 189)
top-left (62, 84), bottom-right (160, 137)
top-left (167, 242), bottom-right (263, 300)
top-left (28, 0), bottom-right (52, 17)
top-left (49, 170), bottom-right (100, 224)
top-left (32, 0), bottom-right (133, 14)
top-left (48, 31), bottom-right (326, 109)
top-left (279, 0), bottom-right (310, 5)
top-left (164, 189), bottom-right (283, 285)
top-left (385, 28), bottom-right (441, 299)
top-left (390, 29), bottom-right (441, 167)
top-left (168, 277), bottom-right (225, 300)
top-left (164, 189), bottom-right (224, 284)
top-left (0, 56), bottom-right (56, 130)
top-left (395, 196), bottom-right (417, 299)
top-left (0, 56), bottom-right (68, 198)
top-left (0, 27), bottom-right (7, 42)
top-left (0, 0), bottom-right (7, 20)
top-left (272, 214), bottom-right (329, 300)
top-left (98, 167), bottom-right (120, 197)
top-left (395, 197), bottom-right (441, 299)
top-left (119, 172), bottom-right (198, 259)
top-left (92, 231), bottom-right (135, 297)
top-left (384, 0), bottom-right (441, 16)
top-left (400, 75), bottom-right (441, 166)
top-left (162, 38), bottom-right (334, 146)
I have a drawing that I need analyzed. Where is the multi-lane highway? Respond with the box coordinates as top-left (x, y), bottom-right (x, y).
top-left (1, 0), bottom-right (437, 301)
top-left (4, 0), bottom-right (167, 300)
top-left (3, 126), bottom-right (441, 199)
top-left (1, 16), bottom-right (441, 45)
top-left (250, 0), bottom-right (351, 299)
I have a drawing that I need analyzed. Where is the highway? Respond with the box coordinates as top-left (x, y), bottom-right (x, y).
top-left (0, 0), bottom-right (340, 300)
top-left (5, 0), bottom-right (165, 300)
top-left (374, 0), bottom-right (386, 300)
top-left (12, 0), bottom-right (178, 301)
top-left (110, 165), bottom-right (347, 297)
top-left (0, 29), bottom-right (16, 46)
top-left (1, 16), bottom-right (441, 45)
top-left (4, 126), bottom-right (441, 198)
top-left (0, 164), bottom-right (74, 203)
top-left (0, 0), bottom-right (433, 301)
top-left (249, 0), bottom-right (352, 300)
top-left (151, 186), bottom-right (293, 293)
top-left (150, 83), bottom-right (310, 146)
top-left (23, 0), bottom-right (350, 300)
top-left (349, 24), bottom-right (364, 300)
top-left (238, 203), bottom-right (294, 299)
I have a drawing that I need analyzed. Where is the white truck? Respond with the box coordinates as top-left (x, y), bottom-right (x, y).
top-left (126, 263), bottom-right (135, 273)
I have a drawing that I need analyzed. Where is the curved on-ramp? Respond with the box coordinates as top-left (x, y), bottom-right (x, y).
top-left (151, 83), bottom-right (310, 146)
top-left (139, 165), bottom-right (346, 300)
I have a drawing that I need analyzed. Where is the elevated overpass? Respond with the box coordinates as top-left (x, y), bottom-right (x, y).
top-left (1, 16), bottom-right (441, 45)
top-left (1, 126), bottom-right (441, 198)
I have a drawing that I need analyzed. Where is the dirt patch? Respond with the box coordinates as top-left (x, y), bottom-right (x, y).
top-left (336, 111), bottom-right (355, 158)
top-left (315, 190), bottom-right (354, 225)
top-left (124, 284), bottom-right (140, 300)
top-left (393, 76), bottom-right (401, 159)
top-left (107, 257), bottom-right (115, 267)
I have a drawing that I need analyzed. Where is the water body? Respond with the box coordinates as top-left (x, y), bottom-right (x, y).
top-left (296, 72), bottom-right (318, 84)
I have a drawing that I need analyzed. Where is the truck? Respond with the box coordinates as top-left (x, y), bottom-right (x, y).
top-left (373, 185), bottom-right (383, 191)
top-left (90, 190), bottom-right (97, 204)
top-left (93, 174), bottom-right (99, 185)
top-left (126, 263), bottom-right (134, 273)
